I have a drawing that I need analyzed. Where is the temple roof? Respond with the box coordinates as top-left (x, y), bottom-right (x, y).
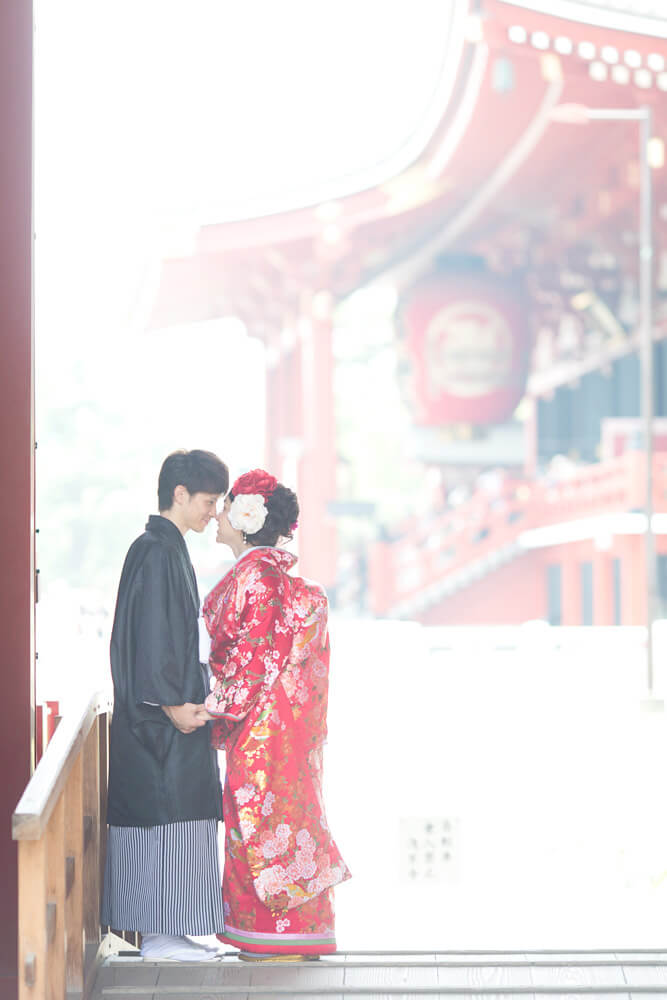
top-left (146, 0), bottom-right (667, 374)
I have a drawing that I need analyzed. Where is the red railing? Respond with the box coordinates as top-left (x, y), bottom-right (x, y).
top-left (35, 701), bottom-right (60, 765)
top-left (370, 452), bottom-right (665, 616)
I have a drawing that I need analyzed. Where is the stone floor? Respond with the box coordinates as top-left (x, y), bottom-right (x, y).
top-left (91, 949), bottom-right (667, 999)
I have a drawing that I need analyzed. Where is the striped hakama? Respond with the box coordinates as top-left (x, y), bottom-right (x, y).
top-left (101, 819), bottom-right (224, 935)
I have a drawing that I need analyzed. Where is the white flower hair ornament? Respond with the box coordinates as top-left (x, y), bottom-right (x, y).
top-left (229, 493), bottom-right (268, 535)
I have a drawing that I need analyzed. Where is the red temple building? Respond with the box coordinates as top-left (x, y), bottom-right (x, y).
top-left (145, 0), bottom-right (667, 628)
top-left (3, 1), bottom-right (667, 997)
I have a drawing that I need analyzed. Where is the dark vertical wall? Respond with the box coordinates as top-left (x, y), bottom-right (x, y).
top-left (0, 2), bottom-right (33, 995)
top-left (536, 348), bottom-right (658, 464)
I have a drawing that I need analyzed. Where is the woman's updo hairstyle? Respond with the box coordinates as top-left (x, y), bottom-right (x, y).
top-left (229, 470), bottom-right (299, 545)
top-left (247, 483), bottom-right (299, 547)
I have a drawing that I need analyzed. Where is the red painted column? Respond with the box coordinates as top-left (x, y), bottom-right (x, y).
top-left (369, 541), bottom-right (394, 616)
top-left (636, 535), bottom-right (649, 627)
top-left (619, 535), bottom-right (644, 626)
top-left (265, 323), bottom-right (304, 488)
top-left (0, 2), bottom-right (34, 996)
top-left (279, 323), bottom-right (304, 488)
top-left (593, 551), bottom-right (614, 626)
top-left (264, 338), bottom-right (283, 472)
top-left (264, 304), bottom-right (337, 589)
top-left (296, 297), bottom-right (337, 589)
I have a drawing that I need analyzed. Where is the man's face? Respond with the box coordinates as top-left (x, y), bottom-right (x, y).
top-left (181, 491), bottom-right (220, 533)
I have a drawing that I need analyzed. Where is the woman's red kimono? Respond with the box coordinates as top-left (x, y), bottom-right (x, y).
top-left (202, 546), bottom-right (350, 955)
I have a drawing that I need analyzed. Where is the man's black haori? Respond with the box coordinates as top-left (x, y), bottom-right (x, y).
top-left (106, 515), bottom-right (222, 826)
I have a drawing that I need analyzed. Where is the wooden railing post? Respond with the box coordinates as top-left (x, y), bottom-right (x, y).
top-left (82, 717), bottom-right (101, 954)
top-left (17, 839), bottom-right (46, 996)
top-left (98, 712), bottom-right (108, 909)
top-left (45, 796), bottom-right (65, 1000)
top-left (63, 754), bottom-right (84, 994)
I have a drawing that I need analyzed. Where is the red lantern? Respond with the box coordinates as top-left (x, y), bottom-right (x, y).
top-left (398, 270), bottom-right (530, 426)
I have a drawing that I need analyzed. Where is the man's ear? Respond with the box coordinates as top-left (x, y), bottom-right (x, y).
top-left (173, 484), bottom-right (189, 506)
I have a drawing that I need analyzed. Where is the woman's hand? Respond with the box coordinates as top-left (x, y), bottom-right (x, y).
top-left (195, 707), bottom-right (218, 723)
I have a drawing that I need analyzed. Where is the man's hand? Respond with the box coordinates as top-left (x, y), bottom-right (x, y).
top-left (195, 707), bottom-right (217, 723)
top-left (162, 703), bottom-right (208, 734)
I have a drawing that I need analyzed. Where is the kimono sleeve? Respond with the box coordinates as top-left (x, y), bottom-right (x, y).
top-left (132, 544), bottom-right (191, 708)
top-left (204, 569), bottom-right (287, 722)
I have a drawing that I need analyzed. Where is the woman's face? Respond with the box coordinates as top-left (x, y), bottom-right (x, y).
top-left (215, 496), bottom-right (239, 545)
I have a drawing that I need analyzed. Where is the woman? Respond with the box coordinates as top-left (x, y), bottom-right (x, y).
top-left (201, 469), bottom-right (350, 960)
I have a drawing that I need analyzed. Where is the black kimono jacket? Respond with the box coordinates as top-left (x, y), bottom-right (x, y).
top-left (106, 515), bottom-right (222, 827)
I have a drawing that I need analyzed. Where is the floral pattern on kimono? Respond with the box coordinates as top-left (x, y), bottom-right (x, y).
top-left (203, 548), bottom-right (350, 927)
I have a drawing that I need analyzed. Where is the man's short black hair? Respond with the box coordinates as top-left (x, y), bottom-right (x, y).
top-left (158, 450), bottom-right (229, 511)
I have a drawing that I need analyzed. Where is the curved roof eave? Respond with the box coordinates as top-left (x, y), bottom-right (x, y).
top-left (197, 1), bottom-right (472, 227)
top-left (497, 0), bottom-right (667, 39)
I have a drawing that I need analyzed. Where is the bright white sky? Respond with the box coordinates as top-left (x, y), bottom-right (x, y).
top-left (35, 0), bottom-right (454, 230)
top-left (33, 0), bottom-right (456, 622)
top-left (33, 0), bottom-right (456, 365)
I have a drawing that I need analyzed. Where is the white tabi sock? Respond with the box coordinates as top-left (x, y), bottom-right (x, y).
top-left (140, 934), bottom-right (221, 962)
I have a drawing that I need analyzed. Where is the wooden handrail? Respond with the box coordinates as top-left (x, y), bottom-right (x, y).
top-left (13, 688), bottom-right (112, 1000)
top-left (13, 691), bottom-right (111, 842)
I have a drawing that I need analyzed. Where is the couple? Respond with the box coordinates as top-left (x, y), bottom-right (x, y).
top-left (101, 449), bottom-right (350, 962)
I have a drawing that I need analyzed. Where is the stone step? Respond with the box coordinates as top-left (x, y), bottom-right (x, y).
top-left (92, 950), bottom-right (667, 999)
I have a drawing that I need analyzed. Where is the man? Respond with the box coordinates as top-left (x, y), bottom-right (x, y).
top-left (102, 449), bottom-right (229, 961)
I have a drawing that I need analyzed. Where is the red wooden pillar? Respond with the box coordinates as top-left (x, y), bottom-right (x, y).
top-left (264, 338), bottom-right (284, 473)
top-left (593, 551), bottom-right (614, 626)
top-left (280, 324), bottom-right (304, 488)
top-left (297, 298), bottom-right (337, 589)
top-left (619, 535), bottom-right (644, 625)
top-left (265, 323), bottom-right (304, 488)
top-left (0, 2), bottom-right (34, 996)
top-left (264, 303), bottom-right (337, 589)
